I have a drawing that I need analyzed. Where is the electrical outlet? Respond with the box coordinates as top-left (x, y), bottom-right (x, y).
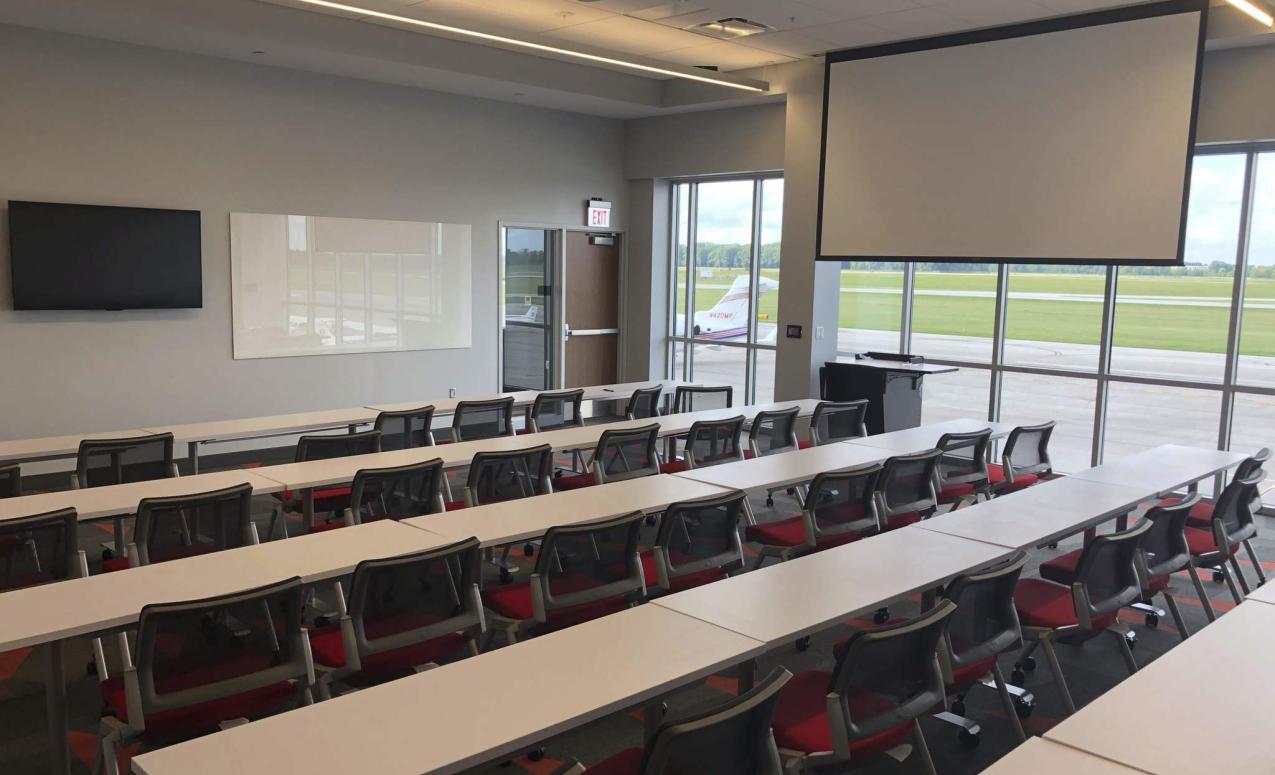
top-left (815, 326), bottom-right (825, 340)
top-left (449, 388), bottom-right (457, 398)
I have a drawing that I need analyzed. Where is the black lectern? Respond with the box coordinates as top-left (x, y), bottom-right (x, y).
top-left (820, 354), bottom-right (958, 435)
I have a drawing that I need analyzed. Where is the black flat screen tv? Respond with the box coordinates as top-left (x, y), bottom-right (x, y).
top-left (8, 200), bottom-right (202, 310)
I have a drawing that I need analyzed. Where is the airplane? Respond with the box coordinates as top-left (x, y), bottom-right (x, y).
top-left (676, 274), bottom-right (780, 344)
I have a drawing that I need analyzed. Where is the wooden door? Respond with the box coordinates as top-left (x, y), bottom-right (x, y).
top-left (564, 232), bottom-right (620, 387)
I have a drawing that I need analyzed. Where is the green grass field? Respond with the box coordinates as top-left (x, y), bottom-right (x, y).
top-left (676, 268), bottom-right (1275, 356)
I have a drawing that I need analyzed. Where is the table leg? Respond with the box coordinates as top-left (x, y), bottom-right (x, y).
top-left (642, 698), bottom-right (663, 740)
top-left (737, 658), bottom-right (756, 692)
top-left (188, 441), bottom-right (200, 475)
top-left (46, 640), bottom-right (70, 775)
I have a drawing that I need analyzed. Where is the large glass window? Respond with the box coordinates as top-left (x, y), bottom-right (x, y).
top-left (1238, 151), bottom-right (1275, 387)
top-left (667, 174), bottom-right (781, 405)
top-left (1005, 265), bottom-right (1104, 372)
top-left (837, 262), bottom-right (905, 354)
top-left (1000, 372), bottom-right (1096, 473)
top-left (911, 264), bottom-right (998, 363)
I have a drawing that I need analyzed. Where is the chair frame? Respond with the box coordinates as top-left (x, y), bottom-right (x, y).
top-left (808, 400), bottom-right (869, 445)
top-left (450, 396), bottom-right (517, 443)
top-left (935, 429), bottom-right (993, 507)
top-left (671, 385), bottom-right (733, 414)
top-left (270, 430), bottom-right (383, 538)
top-left (527, 388), bottom-right (586, 433)
top-left (624, 386), bottom-right (664, 421)
top-left (74, 433), bottom-right (180, 555)
top-left (126, 483), bottom-right (258, 567)
top-left (589, 423), bottom-right (661, 485)
top-left (1133, 494), bottom-right (1198, 640)
top-left (373, 405), bottom-right (436, 448)
top-left (649, 489), bottom-right (747, 594)
top-left (874, 449), bottom-right (942, 529)
top-left (679, 416), bottom-right (747, 470)
top-left (997, 421), bottom-right (1055, 493)
top-left (344, 458), bottom-right (448, 526)
top-left (1188, 468), bottom-right (1266, 619)
top-left (750, 463), bottom-right (882, 568)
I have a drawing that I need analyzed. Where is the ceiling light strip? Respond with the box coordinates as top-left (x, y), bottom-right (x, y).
top-left (1227, 0), bottom-right (1275, 26)
top-left (285, 0), bottom-right (769, 92)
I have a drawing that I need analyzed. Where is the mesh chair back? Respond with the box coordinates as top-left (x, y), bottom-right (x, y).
top-left (0, 508), bottom-right (78, 591)
top-left (749, 407), bottom-right (800, 458)
top-left (827, 601), bottom-right (956, 754)
top-left (877, 449), bottom-right (942, 520)
top-left (1003, 421), bottom-right (1055, 479)
top-left (1139, 497), bottom-right (1195, 580)
top-left (936, 429), bottom-right (992, 490)
top-left (805, 464), bottom-right (882, 541)
top-left (1211, 469), bottom-right (1264, 546)
top-left (673, 386), bottom-right (733, 413)
top-left (626, 386), bottom-right (664, 420)
top-left (810, 400), bottom-right (869, 445)
top-left (133, 484), bottom-right (254, 566)
top-left (1073, 520), bottom-right (1152, 624)
top-left (295, 430), bottom-right (382, 462)
top-left (941, 553), bottom-right (1026, 678)
top-left (638, 666), bottom-right (791, 775)
top-left (132, 577), bottom-right (310, 722)
top-left (1233, 447), bottom-right (1269, 516)
top-left (346, 537), bottom-right (483, 661)
top-left (465, 444), bottom-right (554, 506)
top-left (593, 424), bottom-right (661, 484)
top-left (684, 417), bottom-right (746, 469)
top-left (349, 459), bottom-right (447, 524)
top-left (653, 490), bottom-right (746, 589)
top-left (451, 397), bottom-right (516, 442)
top-left (0, 464), bottom-right (20, 498)
top-left (529, 389), bottom-right (585, 433)
top-left (374, 406), bottom-right (435, 451)
top-left (531, 511), bottom-right (645, 622)
top-left (76, 433), bottom-right (176, 488)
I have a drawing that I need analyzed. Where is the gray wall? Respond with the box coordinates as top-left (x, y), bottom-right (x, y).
top-left (0, 25), bottom-right (626, 439)
top-left (624, 102), bottom-right (785, 180)
top-left (1198, 44), bottom-right (1275, 144)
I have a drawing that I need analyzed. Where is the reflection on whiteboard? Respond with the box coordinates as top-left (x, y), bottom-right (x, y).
top-left (230, 213), bottom-right (472, 359)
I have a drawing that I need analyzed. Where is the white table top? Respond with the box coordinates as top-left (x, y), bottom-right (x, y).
top-left (980, 738), bottom-right (1145, 775)
top-left (672, 442), bottom-right (891, 492)
top-left (0, 520), bottom-right (450, 651)
top-left (1247, 578), bottom-right (1275, 606)
top-left (845, 418), bottom-right (1018, 455)
top-left (404, 474), bottom-right (731, 547)
top-left (653, 525), bottom-right (1012, 646)
top-left (366, 380), bottom-right (688, 415)
top-left (1046, 600), bottom-right (1275, 775)
top-left (0, 429), bottom-right (159, 464)
top-left (917, 476), bottom-right (1149, 550)
top-left (131, 604), bottom-right (766, 775)
top-left (0, 470), bottom-right (287, 523)
top-left (1069, 444), bottom-right (1248, 494)
top-left (143, 407), bottom-right (381, 444)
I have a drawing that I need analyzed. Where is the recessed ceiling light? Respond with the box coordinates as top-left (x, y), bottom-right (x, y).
top-left (690, 17), bottom-right (774, 40)
top-left (1226, 0), bottom-right (1274, 26)
top-left (279, 0), bottom-right (768, 92)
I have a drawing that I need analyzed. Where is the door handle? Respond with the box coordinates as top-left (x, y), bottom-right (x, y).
top-left (563, 323), bottom-right (572, 341)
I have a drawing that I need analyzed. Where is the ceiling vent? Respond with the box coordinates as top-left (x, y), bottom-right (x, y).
top-left (689, 17), bottom-right (773, 40)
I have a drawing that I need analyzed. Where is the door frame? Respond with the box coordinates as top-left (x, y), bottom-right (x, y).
top-left (497, 221), bottom-right (627, 391)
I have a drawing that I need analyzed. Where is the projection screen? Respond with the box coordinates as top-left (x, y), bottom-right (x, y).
top-left (817, 0), bottom-right (1207, 265)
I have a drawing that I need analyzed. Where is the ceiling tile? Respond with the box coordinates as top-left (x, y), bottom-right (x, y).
top-left (653, 39), bottom-right (799, 69)
top-left (795, 0), bottom-right (929, 19)
top-left (741, 28), bottom-right (837, 56)
top-left (864, 5), bottom-right (973, 37)
top-left (377, 0), bottom-right (613, 34)
top-left (798, 17), bottom-right (898, 48)
top-left (542, 14), bottom-right (711, 54)
top-left (1035, 0), bottom-right (1132, 11)
top-left (937, 0), bottom-right (1053, 26)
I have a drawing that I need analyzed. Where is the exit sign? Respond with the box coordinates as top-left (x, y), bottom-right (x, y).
top-left (586, 199), bottom-right (612, 229)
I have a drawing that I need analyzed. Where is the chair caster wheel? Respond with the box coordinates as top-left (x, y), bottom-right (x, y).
top-left (765, 496), bottom-right (775, 508)
top-left (523, 543), bottom-right (535, 557)
top-left (1213, 570), bottom-right (1225, 584)
top-left (958, 729), bottom-right (981, 749)
top-left (1011, 668), bottom-right (1026, 685)
top-left (1144, 613), bottom-right (1159, 629)
top-left (499, 568), bottom-right (512, 584)
top-left (86, 660), bottom-right (98, 677)
top-left (795, 637), bottom-right (810, 652)
top-left (1022, 657), bottom-right (1036, 672)
top-left (1046, 542), bottom-right (1059, 550)
top-left (873, 607), bottom-right (889, 625)
top-left (1125, 631), bottom-right (1137, 650)
top-left (951, 699), bottom-right (966, 717)
top-left (1014, 696), bottom-right (1035, 719)
top-left (102, 548), bottom-right (114, 562)
top-left (528, 748), bottom-right (545, 762)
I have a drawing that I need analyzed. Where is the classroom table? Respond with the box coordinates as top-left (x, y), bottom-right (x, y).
top-left (1068, 444), bottom-right (1249, 495)
top-left (843, 417), bottom-right (1019, 455)
top-left (1045, 600), bottom-right (1275, 775)
top-left (671, 441), bottom-right (892, 493)
top-left (366, 379), bottom-right (688, 415)
top-left (405, 474), bottom-right (731, 548)
top-left (0, 521), bottom-right (451, 775)
top-left (1246, 577), bottom-right (1275, 606)
top-left (652, 525), bottom-right (1013, 647)
top-left (979, 738), bottom-right (1146, 775)
top-left (130, 604), bottom-right (767, 775)
top-left (0, 429), bottom-right (159, 465)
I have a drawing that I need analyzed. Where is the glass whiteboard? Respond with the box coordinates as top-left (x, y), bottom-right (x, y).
top-left (230, 213), bottom-right (472, 359)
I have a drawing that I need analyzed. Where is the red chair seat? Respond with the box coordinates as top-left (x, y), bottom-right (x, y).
top-left (882, 511), bottom-right (922, 531)
top-left (275, 486), bottom-right (354, 514)
top-left (554, 472), bottom-right (597, 491)
top-left (1161, 497), bottom-right (1215, 528)
top-left (772, 670), bottom-right (915, 757)
top-left (659, 461), bottom-right (688, 474)
top-left (515, 428), bottom-right (532, 436)
top-left (989, 464), bottom-right (1038, 493)
top-left (1185, 526), bottom-right (1237, 558)
top-left (443, 500), bottom-right (467, 511)
top-left (583, 748), bottom-right (644, 775)
top-left (1014, 578), bottom-right (1116, 630)
top-left (1146, 574), bottom-right (1171, 594)
top-left (483, 577), bottom-right (627, 629)
top-left (798, 439), bottom-right (815, 449)
top-left (100, 658), bottom-right (295, 740)
top-left (308, 618), bottom-right (465, 678)
top-left (639, 550), bottom-right (724, 593)
top-left (1039, 549), bottom-right (1083, 586)
top-left (938, 482), bottom-right (977, 502)
top-left (745, 514), bottom-right (865, 550)
top-left (308, 519), bottom-right (346, 533)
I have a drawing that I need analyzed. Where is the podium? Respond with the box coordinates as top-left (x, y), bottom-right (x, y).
top-left (820, 355), bottom-right (958, 435)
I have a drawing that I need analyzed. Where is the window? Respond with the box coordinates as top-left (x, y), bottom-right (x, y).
top-left (837, 262), bottom-right (905, 354)
top-left (667, 174), bottom-right (781, 404)
top-left (1005, 264), bottom-right (1103, 372)
top-left (1238, 151), bottom-right (1275, 387)
top-left (911, 264), bottom-right (998, 363)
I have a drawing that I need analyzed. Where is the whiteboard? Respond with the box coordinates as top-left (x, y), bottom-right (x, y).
top-left (230, 213), bottom-right (472, 359)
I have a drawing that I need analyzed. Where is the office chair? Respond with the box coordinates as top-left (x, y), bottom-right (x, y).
top-left (803, 400), bottom-right (869, 448)
top-left (659, 416), bottom-right (746, 474)
top-left (0, 508), bottom-right (82, 592)
top-left (748, 407), bottom-right (801, 507)
top-left (483, 511), bottom-right (646, 645)
top-left (0, 463), bottom-right (21, 498)
top-left (345, 459), bottom-right (448, 525)
top-left (268, 430), bottom-right (382, 538)
top-left (522, 388), bottom-right (585, 433)
top-left (95, 577), bottom-right (315, 775)
top-left (876, 449), bottom-right (942, 531)
top-left (76, 433), bottom-right (179, 558)
top-left (373, 405), bottom-right (436, 450)
top-left (992, 422), bottom-right (1054, 495)
top-left (671, 385), bottom-right (733, 413)
top-left (935, 429), bottom-right (993, 507)
top-left (446, 443), bottom-right (554, 581)
top-left (625, 386), bottom-right (664, 421)
top-left (102, 483), bottom-right (257, 572)
top-left (1186, 468), bottom-right (1266, 619)
top-left (1013, 520), bottom-right (1150, 714)
top-left (310, 537), bottom-right (484, 697)
top-left (746, 463), bottom-right (882, 569)
top-left (645, 489), bottom-right (747, 596)
top-left (550, 667), bottom-right (792, 775)
top-left (772, 602), bottom-right (956, 775)
top-left (554, 424), bottom-right (660, 491)
top-left (1166, 447), bottom-right (1269, 531)
top-left (450, 396), bottom-right (517, 442)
